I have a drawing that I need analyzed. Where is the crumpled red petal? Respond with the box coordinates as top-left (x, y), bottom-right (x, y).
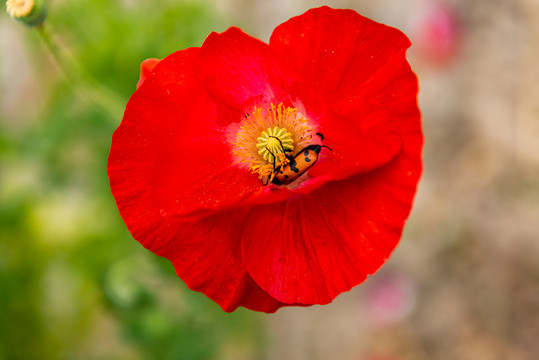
top-left (109, 48), bottom-right (263, 220)
top-left (167, 210), bottom-right (289, 312)
top-left (270, 6), bottom-right (417, 181)
top-left (241, 149), bottom-right (421, 305)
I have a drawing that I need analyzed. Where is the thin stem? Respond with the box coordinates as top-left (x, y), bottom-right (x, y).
top-left (35, 22), bottom-right (124, 120)
top-left (35, 23), bottom-right (75, 81)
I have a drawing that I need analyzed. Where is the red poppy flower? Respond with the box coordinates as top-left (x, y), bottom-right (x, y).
top-left (108, 6), bottom-right (422, 313)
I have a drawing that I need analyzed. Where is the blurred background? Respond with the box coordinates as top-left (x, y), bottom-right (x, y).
top-left (0, 0), bottom-right (537, 359)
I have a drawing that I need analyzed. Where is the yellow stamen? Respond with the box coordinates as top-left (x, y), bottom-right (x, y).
top-left (233, 103), bottom-right (314, 181)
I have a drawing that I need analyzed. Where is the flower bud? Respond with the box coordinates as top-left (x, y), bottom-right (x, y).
top-left (6, 0), bottom-right (46, 27)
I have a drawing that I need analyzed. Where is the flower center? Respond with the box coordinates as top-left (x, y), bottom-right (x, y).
top-left (256, 126), bottom-right (293, 164)
top-left (233, 103), bottom-right (314, 182)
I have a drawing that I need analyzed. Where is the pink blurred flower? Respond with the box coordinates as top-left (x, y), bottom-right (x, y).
top-left (364, 272), bottom-right (416, 326)
top-left (411, 1), bottom-right (460, 65)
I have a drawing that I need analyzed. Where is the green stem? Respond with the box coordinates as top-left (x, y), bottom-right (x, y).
top-left (35, 23), bottom-right (73, 80)
top-left (35, 22), bottom-right (124, 120)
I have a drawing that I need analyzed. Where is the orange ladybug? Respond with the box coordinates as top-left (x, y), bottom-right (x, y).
top-left (272, 144), bottom-right (330, 185)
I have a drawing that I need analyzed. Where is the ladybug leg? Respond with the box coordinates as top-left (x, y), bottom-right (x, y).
top-left (264, 147), bottom-right (283, 185)
top-left (266, 147), bottom-right (278, 172)
top-left (269, 136), bottom-right (294, 160)
top-left (321, 144), bottom-right (333, 151)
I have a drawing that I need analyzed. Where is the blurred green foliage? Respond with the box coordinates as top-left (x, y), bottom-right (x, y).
top-left (0, 1), bottom-right (265, 359)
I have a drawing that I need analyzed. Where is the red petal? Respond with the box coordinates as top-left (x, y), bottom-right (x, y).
top-left (167, 210), bottom-right (289, 312)
top-left (270, 7), bottom-right (411, 108)
top-left (270, 6), bottom-right (418, 180)
top-left (113, 187), bottom-right (286, 312)
top-left (109, 48), bottom-right (264, 220)
top-left (199, 27), bottom-right (292, 126)
top-left (136, 58), bottom-right (161, 89)
top-left (241, 150), bottom-right (421, 305)
top-left (307, 99), bottom-right (403, 181)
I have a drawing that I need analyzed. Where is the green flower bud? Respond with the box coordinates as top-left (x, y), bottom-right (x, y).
top-left (6, 0), bottom-right (46, 27)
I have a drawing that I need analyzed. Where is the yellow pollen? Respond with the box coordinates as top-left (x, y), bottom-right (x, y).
top-left (233, 103), bottom-right (314, 182)
top-left (6, 0), bottom-right (35, 17)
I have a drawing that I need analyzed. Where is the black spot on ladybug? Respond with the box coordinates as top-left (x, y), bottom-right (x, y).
top-left (284, 175), bottom-right (289, 179)
top-left (305, 157), bottom-right (311, 162)
top-left (304, 151), bottom-right (309, 156)
top-left (289, 159), bottom-right (300, 173)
